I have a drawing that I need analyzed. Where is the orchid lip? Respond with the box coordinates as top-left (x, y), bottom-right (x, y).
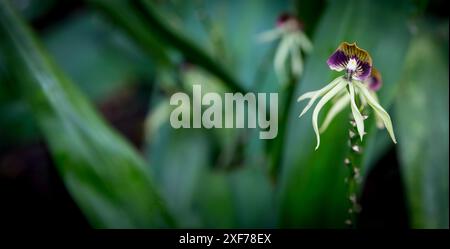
top-left (327, 42), bottom-right (373, 81)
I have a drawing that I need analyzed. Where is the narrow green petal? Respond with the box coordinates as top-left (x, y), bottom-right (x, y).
top-left (319, 93), bottom-right (350, 133)
top-left (354, 81), bottom-right (397, 143)
top-left (257, 27), bottom-right (282, 43)
top-left (298, 76), bottom-right (343, 117)
top-left (297, 90), bottom-right (317, 101)
top-left (356, 87), bottom-right (367, 108)
top-left (290, 44), bottom-right (303, 77)
top-left (349, 82), bottom-right (365, 140)
top-left (298, 31), bottom-right (313, 53)
top-left (274, 35), bottom-right (293, 80)
top-left (312, 79), bottom-right (347, 150)
top-left (369, 91), bottom-right (385, 128)
top-left (332, 88), bottom-right (347, 102)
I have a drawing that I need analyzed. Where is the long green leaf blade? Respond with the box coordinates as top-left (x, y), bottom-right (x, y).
top-left (0, 0), bottom-right (174, 228)
top-left (395, 21), bottom-right (449, 228)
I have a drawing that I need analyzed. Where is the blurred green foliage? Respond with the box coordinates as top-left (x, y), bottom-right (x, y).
top-left (0, 0), bottom-right (448, 228)
top-left (395, 20), bottom-right (449, 228)
top-left (0, 0), bottom-right (173, 228)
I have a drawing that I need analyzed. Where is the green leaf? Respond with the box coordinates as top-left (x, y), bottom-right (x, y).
top-left (194, 171), bottom-right (236, 228)
top-left (0, 0), bottom-right (173, 228)
top-left (395, 20), bottom-right (449, 228)
top-left (146, 124), bottom-right (213, 227)
top-left (278, 0), bottom-right (412, 227)
top-left (87, 0), bottom-right (171, 67)
top-left (42, 11), bottom-right (143, 101)
top-left (130, 0), bottom-right (245, 93)
top-left (226, 166), bottom-right (276, 228)
top-left (294, 0), bottom-right (326, 36)
top-left (192, 167), bottom-right (276, 228)
top-left (0, 74), bottom-right (40, 146)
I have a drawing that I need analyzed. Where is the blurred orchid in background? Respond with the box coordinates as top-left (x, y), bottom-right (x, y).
top-left (297, 42), bottom-right (397, 150)
top-left (258, 13), bottom-right (312, 84)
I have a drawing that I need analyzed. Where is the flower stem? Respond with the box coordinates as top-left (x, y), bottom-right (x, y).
top-left (344, 109), bottom-right (367, 228)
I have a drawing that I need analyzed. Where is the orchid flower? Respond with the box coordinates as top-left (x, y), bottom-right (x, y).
top-left (258, 13), bottom-right (312, 83)
top-left (297, 42), bottom-right (397, 150)
top-left (318, 67), bottom-right (385, 133)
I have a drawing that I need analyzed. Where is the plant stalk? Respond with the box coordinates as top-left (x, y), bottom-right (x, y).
top-left (344, 103), bottom-right (368, 228)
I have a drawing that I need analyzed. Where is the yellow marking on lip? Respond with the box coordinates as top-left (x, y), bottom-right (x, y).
top-left (338, 42), bottom-right (373, 66)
